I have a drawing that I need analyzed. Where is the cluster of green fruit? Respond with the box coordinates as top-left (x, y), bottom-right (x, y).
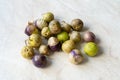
top-left (21, 12), bottom-right (99, 68)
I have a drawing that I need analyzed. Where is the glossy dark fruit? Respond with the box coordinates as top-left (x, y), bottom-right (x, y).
top-left (71, 19), bottom-right (83, 31)
top-left (83, 31), bottom-right (96, 42)
top-left (32, 54), bottom-right (47, 68)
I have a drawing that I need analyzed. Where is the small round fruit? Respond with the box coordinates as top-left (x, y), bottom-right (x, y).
top-left (61, 21), bottom-right (71, 32)
top-left (27, 34), bottom-right (41, 48)
top-left (69, 49), bottom-right (84, 64)
top-left (39, 45), bottom-right (49, 55)
top-left (84, 42), bottom-right (98, 57)
top-left (57, 31), bottom-right (69, 42)
top-left (42, 12), bottom-right (54, 22)
top-left (41, 27), bottom-right (51, 38)
top-left (83, 31), bottom-right (96, 42)
top-left (34, 19), bottom-right (48, 30)
top-left (32, 54), bottom-right (47, 68)
top-left (49, 20), bottom-right (61, 34)
top-left (70, 31), bottom-right (81, 42)
top-left (21, 46), bottom-right (34, 59)
top-left (25, 22), bottom-right (39, 36)
top-left (48, 37), bottom-right (61, 51)
top-left (71, 19), bottom-right (83, 31)
top-left (62, 40), bottom-right (75, 53)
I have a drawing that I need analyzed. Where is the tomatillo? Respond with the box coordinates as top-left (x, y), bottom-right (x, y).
top-left (84, 42), bottom-right (98, 57)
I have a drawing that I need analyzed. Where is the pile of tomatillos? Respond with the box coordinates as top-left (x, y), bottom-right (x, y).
top-left (21, 12), bottom-right (99, 68)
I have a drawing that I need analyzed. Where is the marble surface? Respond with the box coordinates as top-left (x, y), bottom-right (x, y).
top-left (0, 0), bottom-right (120, 80)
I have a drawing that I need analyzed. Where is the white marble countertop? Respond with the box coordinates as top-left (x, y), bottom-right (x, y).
top-left (0, 0), bottom-right (120, 80)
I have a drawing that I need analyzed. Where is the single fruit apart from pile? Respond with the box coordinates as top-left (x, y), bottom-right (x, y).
top-left (21, 46), bottom-right (34, 59)
top-left (69, 49), bottom-right (84, 64)
top-left (62, 40), bottom-right (75, 53)
top-left (84, 42), bottom-right (98, 57)
top-left (57, 31), bottom-right (69, 42)
top-left (42, 12), bottom-right (54, 22)
top-left (83, 31), bottom-right (96, 42)
top-left (32, 54), bottom-right (47, 68)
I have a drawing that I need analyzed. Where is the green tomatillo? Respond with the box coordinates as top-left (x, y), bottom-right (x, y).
top-left (84, 42), bottom-right (98, 57)
top-left (57, 31), bottom-right (69, 42)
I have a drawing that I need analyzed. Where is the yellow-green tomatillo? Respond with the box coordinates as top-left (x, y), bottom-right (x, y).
top-left (34, 19), bottom-right (48, 30)
top-left (27, 34), bottom-right (41, 48)
top-left (57, 31), bottom-right (69, 42)
top-left (84, 42), bottom-right (98, 57)
top-left (41, 27), bottom-right (52, 38)
top-left (62, 40), bottom-right (75, 53)
top-left (21, 46), bottom-right (34, 59)
top-left (42, 12), bottom-right (54, 22)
